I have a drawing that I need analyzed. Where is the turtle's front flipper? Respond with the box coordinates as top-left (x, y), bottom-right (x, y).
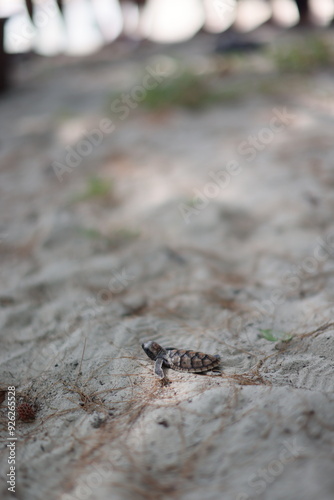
top-left (154, 357), bottom-right (165, 379)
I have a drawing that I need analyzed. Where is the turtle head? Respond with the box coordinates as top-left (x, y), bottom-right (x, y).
top-left (142, 341), bottom-right (165, 361)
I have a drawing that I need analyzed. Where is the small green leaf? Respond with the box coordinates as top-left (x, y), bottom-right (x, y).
top-left (259, 329), bottom-right (278, 342)
top-left (73, 176), bottom-right (113, 203)
top-left (78, 228), bottom-right (103, 239)
top-left (259, 329), bottom-right (293, 343)
top-left (84, 176), bottom-right (112, 198)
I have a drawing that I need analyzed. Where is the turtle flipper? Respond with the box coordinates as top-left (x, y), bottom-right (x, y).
top-left (154, 357), bottom-right (165, 379)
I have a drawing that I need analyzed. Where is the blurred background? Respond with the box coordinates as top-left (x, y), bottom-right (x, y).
top-left (1, 0), bottom-right (334, 57)
top-left (1, 0), bottom-right (334, 317)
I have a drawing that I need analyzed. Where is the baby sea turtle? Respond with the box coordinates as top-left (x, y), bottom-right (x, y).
top-left (142, 341), bottom-right (221, 379)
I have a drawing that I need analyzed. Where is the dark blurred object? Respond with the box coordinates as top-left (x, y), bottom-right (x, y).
top-left (25, 0), bottom-right (64, 22)
top-left (25, 0), bottom-right (33, 20)
top-left (295, 0), bottom-right (310, 25)
top-left (215, 31), bottom-right (264, 53)
top-left (57, 0), bottom-right (64, 14)
top-left (214, 0), bottom-right (323, 54)
top-left (0, 17), bottom-right (9, 93)
top-left (119, 0), bottom-right (147, 5)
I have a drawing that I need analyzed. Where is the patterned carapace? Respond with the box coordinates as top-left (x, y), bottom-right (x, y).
top-left (142, 341), bottom-right (221, 379)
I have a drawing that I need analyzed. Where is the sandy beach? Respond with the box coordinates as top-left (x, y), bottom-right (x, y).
top-left (1, 32), bottom-right (334, 500)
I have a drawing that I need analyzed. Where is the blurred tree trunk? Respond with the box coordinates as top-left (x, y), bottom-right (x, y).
top-left (25, 0), bottom-right (34, 21)
top-left (0, 17), bottom-right (9, 92)
top-left (120, 0), bottom-right (147, 4)
top-left (25, 1), bottom-right (65, 22)
top-left (56, 1), bottom-right (64, 14)
top-left (294, 0), bottom-right (309, 25)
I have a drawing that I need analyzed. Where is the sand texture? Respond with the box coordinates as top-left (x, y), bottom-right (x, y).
top-left (1, 35), bottom-right (334, 500)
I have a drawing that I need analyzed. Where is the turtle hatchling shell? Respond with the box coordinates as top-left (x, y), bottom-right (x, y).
top-left (166, 349), bottom-right (220, 373)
